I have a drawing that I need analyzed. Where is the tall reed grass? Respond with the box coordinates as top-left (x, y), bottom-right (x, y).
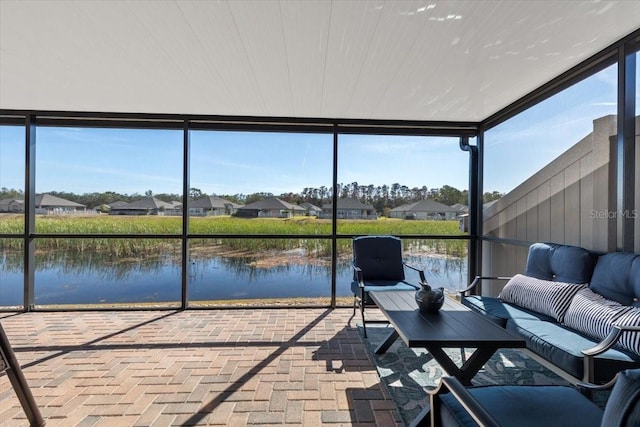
top-left (0, 215), bottom-right (467, 257)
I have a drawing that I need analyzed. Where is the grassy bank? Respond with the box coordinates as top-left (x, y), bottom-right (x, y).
top-left (0, 215), bottom-right (467, 257)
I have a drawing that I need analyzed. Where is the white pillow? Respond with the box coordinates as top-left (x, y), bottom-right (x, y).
top-left (613, 307), bottom-right (640, 355)
top-left (498, 274), bottom-right (586, 322)
top-left (563, 288), bottom-right (631, 341)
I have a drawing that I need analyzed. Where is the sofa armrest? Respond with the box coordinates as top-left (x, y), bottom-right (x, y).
top-left (428, 376), bottom-right (501, 427)
top-left (576, 372), bottom-right (619, 393)
top-left (459, 276), bottom-right (512, 297)
top-left (582, 324), bottom-right (640, 382)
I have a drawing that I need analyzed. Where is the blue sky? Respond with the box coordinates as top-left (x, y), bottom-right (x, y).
top-left (0, 127), bottom-right (470, 197)
top-left (1, 61), bottom-right (637, 198)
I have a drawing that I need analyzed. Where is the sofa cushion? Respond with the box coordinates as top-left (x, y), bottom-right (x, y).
top-left (632, 258), bottom-right (640, 308)
top-left (498, 274), bottom-right (586, 322)
top-left (551, 244), bottom-right (597, 283)
top-left (590, 252), bottom-right (640, 306)
top-left (524, 243), bottom-right (596, 283)
top-left (563, 288), bottom-right (631, 341)
top-left (614, 308), bottom-right (640, 356)
top-left (601, 368), bottom-right (640, 426)
top-left (462, 295), bottom-right (554, 328)
top-left (523, 243), bottom-right (554, 280)
top-left (438, 385), bottom-right (602, 427)
top-left (506, 318), bottom-right (640, 382)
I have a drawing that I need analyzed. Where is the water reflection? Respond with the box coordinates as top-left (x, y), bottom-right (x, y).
top-left (0, 249), bottom-right (467, 306)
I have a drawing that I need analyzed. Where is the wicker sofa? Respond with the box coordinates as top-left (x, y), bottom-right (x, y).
top-left (461, 242), bottom-right (640, 383)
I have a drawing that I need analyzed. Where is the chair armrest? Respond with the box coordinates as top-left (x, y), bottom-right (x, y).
top-left (403, 261), bottom-right (426, 284)
top-left (352, 262), bottom-right (364, 287)
top-left (459, 276), bottom-right (512, 297)
top-left (429, 377), bottom-right (502, 427)
top-left (581, 324), bottom-right (640, 383)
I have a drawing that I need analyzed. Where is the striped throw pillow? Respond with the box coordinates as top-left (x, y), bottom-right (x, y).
top-left (498, 274), bottom-right (586, 322)
top-left (614, 308), bottom-right (640, 355)
top-left (563, 288), bottom-right (631, 341)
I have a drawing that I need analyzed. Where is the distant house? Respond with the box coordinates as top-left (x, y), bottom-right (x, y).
top-left (389, 199), bottom-right (459, 220)
top-left (0, 194), bottom-right (86, 214)
top-left (93, 200), bottom-right (128, 213)
top-left (109, 197), bottom-right (177, 216)
top-left (299, 202), bottom-right (322, 217)
top-left (451, 203), bottom-right (469, 214)
top-left (320, 198), bottom-right (377, 220)
top-left (109, 201), bottom-right (129, 210)
top-left (35, 194), bottom-right (86, 214)
top-left (165, 201), bottom-right (183, 215)
top-left (236, 197), bottom-right (305, 218)
top-left (190, 196), bottom-right (243, 216)
top-left (0, 198), bottom-right (24, 213)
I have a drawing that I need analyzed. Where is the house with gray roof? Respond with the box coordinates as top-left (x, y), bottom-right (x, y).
top-left (389, 199), bottom-right (459, 220)
top-left (109, 197), bottom-right (178, 216)
top-left (37, 194), bottom-right (86, 214)
top-left (236, 197), bottom-right (305, 218)
top-left (0, 194), bottom-right (86, 214)
top-left (109, 201), bottom-right (129, 209)
top-left (94, 200), bottom-right (129, 213)
top-left (320, 198), bottom-right (377, 220)
top-left (451, 203), bottom-right (469, 214)
top-left (190, 196), bottom-right (243, 216)
top-left (165, 201), bottom-right (183, 215)
top-left (299, 202), bottom-right (322, 217)
top-left (0, 198), bottom-right (24, 213)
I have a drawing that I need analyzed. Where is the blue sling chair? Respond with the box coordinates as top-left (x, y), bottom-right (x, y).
top-left (351, 235), bottom-right (426, 338)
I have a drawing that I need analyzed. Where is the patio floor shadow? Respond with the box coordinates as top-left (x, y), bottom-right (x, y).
top-left (0, 309), bottom-right (402, 426)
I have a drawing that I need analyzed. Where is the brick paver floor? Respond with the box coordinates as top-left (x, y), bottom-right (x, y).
top-left (0, 309), bottom-right (403, 426)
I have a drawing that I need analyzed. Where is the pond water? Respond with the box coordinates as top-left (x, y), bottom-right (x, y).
top-left (0, 251), bottom-right (468, 306)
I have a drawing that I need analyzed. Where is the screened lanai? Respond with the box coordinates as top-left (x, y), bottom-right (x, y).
top-left (1, 0), bottom-right (639, 309)
top-left (1, 1), bottom-right (640, 426)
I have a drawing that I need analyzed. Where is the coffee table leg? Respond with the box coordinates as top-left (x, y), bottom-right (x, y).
top-left (458, 347), bottom-right (495, 384)
top-left (374, 329), bottom-right (399, 354)
top-left (424, 346), bottom-right (463, 379)
top-left (424, 346), bottom-right (496, 386)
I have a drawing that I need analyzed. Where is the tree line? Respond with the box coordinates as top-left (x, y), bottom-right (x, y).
top-left (1, 184), bottom-right (503, 212)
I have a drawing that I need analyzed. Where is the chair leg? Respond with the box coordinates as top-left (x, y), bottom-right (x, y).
top-left (360, 291), bottom-right (367, 338)
top-left (361, 306), bottom-right (367, 338)
top-left (353, 293), bottom-right (368, 337)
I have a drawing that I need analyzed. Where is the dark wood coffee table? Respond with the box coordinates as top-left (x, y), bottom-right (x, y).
top-left (369, 290), bottom-right (525, 385)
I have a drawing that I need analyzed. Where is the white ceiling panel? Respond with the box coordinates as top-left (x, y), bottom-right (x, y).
top-left (1, 0), bottom-right (639, 122)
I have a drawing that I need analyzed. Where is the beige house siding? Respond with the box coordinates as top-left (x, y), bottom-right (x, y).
top-left (481, 115), bottom-right (640, 296)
